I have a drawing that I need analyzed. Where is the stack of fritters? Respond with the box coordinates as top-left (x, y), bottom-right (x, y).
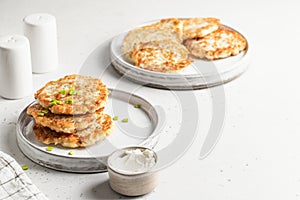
top-left (27, 74), bottom-right (112, 148)
top-left (122, 17), bottom-right (247, 72)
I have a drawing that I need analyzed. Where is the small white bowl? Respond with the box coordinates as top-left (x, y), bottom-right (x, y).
top-left (107, 146), bottom-right (159, 196)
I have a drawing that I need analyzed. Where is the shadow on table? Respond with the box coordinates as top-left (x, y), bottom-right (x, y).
top-left (3, 122), bottom-right (23, 159)
top-left (79, 37), bottom-right (136, 90)
top-left (87, 180), bottom-right (146, 200)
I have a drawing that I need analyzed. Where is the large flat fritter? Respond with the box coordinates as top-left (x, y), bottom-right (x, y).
top-left (27, 103), bottom-right (103, 134)
top-left (33, 114), bottom-right (113, 148)
top-left (182, 17), bottom-right (220, 39)
top-left (35, 74), bottom-right (109, 115)
top-left (184, 27), bottom-right (247, 60)
top-left (121, 18), bottom-right (183, 58)
top-left (130, 40), bottom-right (192, 72)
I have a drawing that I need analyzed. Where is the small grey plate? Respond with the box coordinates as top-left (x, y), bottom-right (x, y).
top-left (110, 23), bottom-right (251, 90)
top-left (16, 89), bottom-right (164, 173)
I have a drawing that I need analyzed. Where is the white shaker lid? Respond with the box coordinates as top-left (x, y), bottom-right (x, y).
top-left (0, 35), bottom-right (30, 50)
top-left (23, 13), bottom-right (56, 27)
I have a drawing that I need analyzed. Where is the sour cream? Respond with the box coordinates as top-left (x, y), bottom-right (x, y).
top-left (108, 147), bottom-right (156, 174)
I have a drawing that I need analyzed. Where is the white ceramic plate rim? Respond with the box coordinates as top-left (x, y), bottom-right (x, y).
top-left (110, 22), bottom-right (250, 78)
top-left (16, 89), bottom-right (165, 172)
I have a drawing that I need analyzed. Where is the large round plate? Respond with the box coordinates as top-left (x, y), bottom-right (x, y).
top-left (16, 89), bottom-right (164, 173)
top-left (110, 23), bottom-right (251, 90)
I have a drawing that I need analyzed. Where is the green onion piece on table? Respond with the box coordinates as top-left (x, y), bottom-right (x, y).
top-left (113, 116), bottom-right (118, 121)
top-left (22, 165), bottom-right (28, 170)
top-left (121, 118), bottom-right (128, 123)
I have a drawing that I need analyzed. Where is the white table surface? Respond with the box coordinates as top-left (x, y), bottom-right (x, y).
top-left (1, 0), bottom-right (300, 199)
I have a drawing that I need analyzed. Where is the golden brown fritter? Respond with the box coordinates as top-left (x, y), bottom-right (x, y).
top-left (121, 18), bottom-right (183, 58)
top-left (182, 17), bottom-right (220, 39)
top-left (35, 74), bottom-right (109, 115)
top-left (27, 103), bottom-right (104, 134)
top-left (184, 27), bottom-right (247, 60)
top-left (33, 114), bottom-right (113, 148)
top-left (130, 40), bottom-right (192, 73)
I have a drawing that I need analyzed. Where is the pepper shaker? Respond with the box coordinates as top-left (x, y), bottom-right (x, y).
top-left (23, 13), bottom-right (58, 73)
top-left (0, 35), bottom-right (33, 99)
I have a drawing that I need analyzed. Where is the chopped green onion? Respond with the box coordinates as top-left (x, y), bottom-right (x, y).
top-left (65, 99), bottom-right (73, 104)
top-left (69, 91), bottom-right (75, 95)
top-left (49, 101), bottom-right (56, 106)
top-left (134, 104), bottom-right (141, 108)
top-left (113, 116), bottom-right (118, 121)
top-left (49, 99), bottom-right (62, 106)
top-left (46, 146), bottom-right (53, 151)
top-left (121, 118), bottom-right (128, 123)
top-left (38, 113), bottom-right (44, 117)
top-left (41, 110), bottom-right (48, 114)
top-left (69, 87), bottom-right (75, 95)
top-left (22, 165), bottom-right (28, 170)
top-left (75, 91), bottom-right (80, 95)
top-left (60, 90), bottom-right (67, 95)
top-left (76, 118), bottom-right (82, 123)
top-left (68, 150), bottom-right (74, 155)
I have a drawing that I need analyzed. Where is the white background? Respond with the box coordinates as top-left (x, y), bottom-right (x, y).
top-left (1, 0), bottom-right (300, 199)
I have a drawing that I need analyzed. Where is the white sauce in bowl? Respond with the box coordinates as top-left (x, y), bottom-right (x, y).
top-left (108, 147), bottom-right (157, 175)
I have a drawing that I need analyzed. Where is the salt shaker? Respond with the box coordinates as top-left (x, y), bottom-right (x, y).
top-left (0, 35), bottom-right (33, 99)
top-left (23, 13), bottom-right (58, 73)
